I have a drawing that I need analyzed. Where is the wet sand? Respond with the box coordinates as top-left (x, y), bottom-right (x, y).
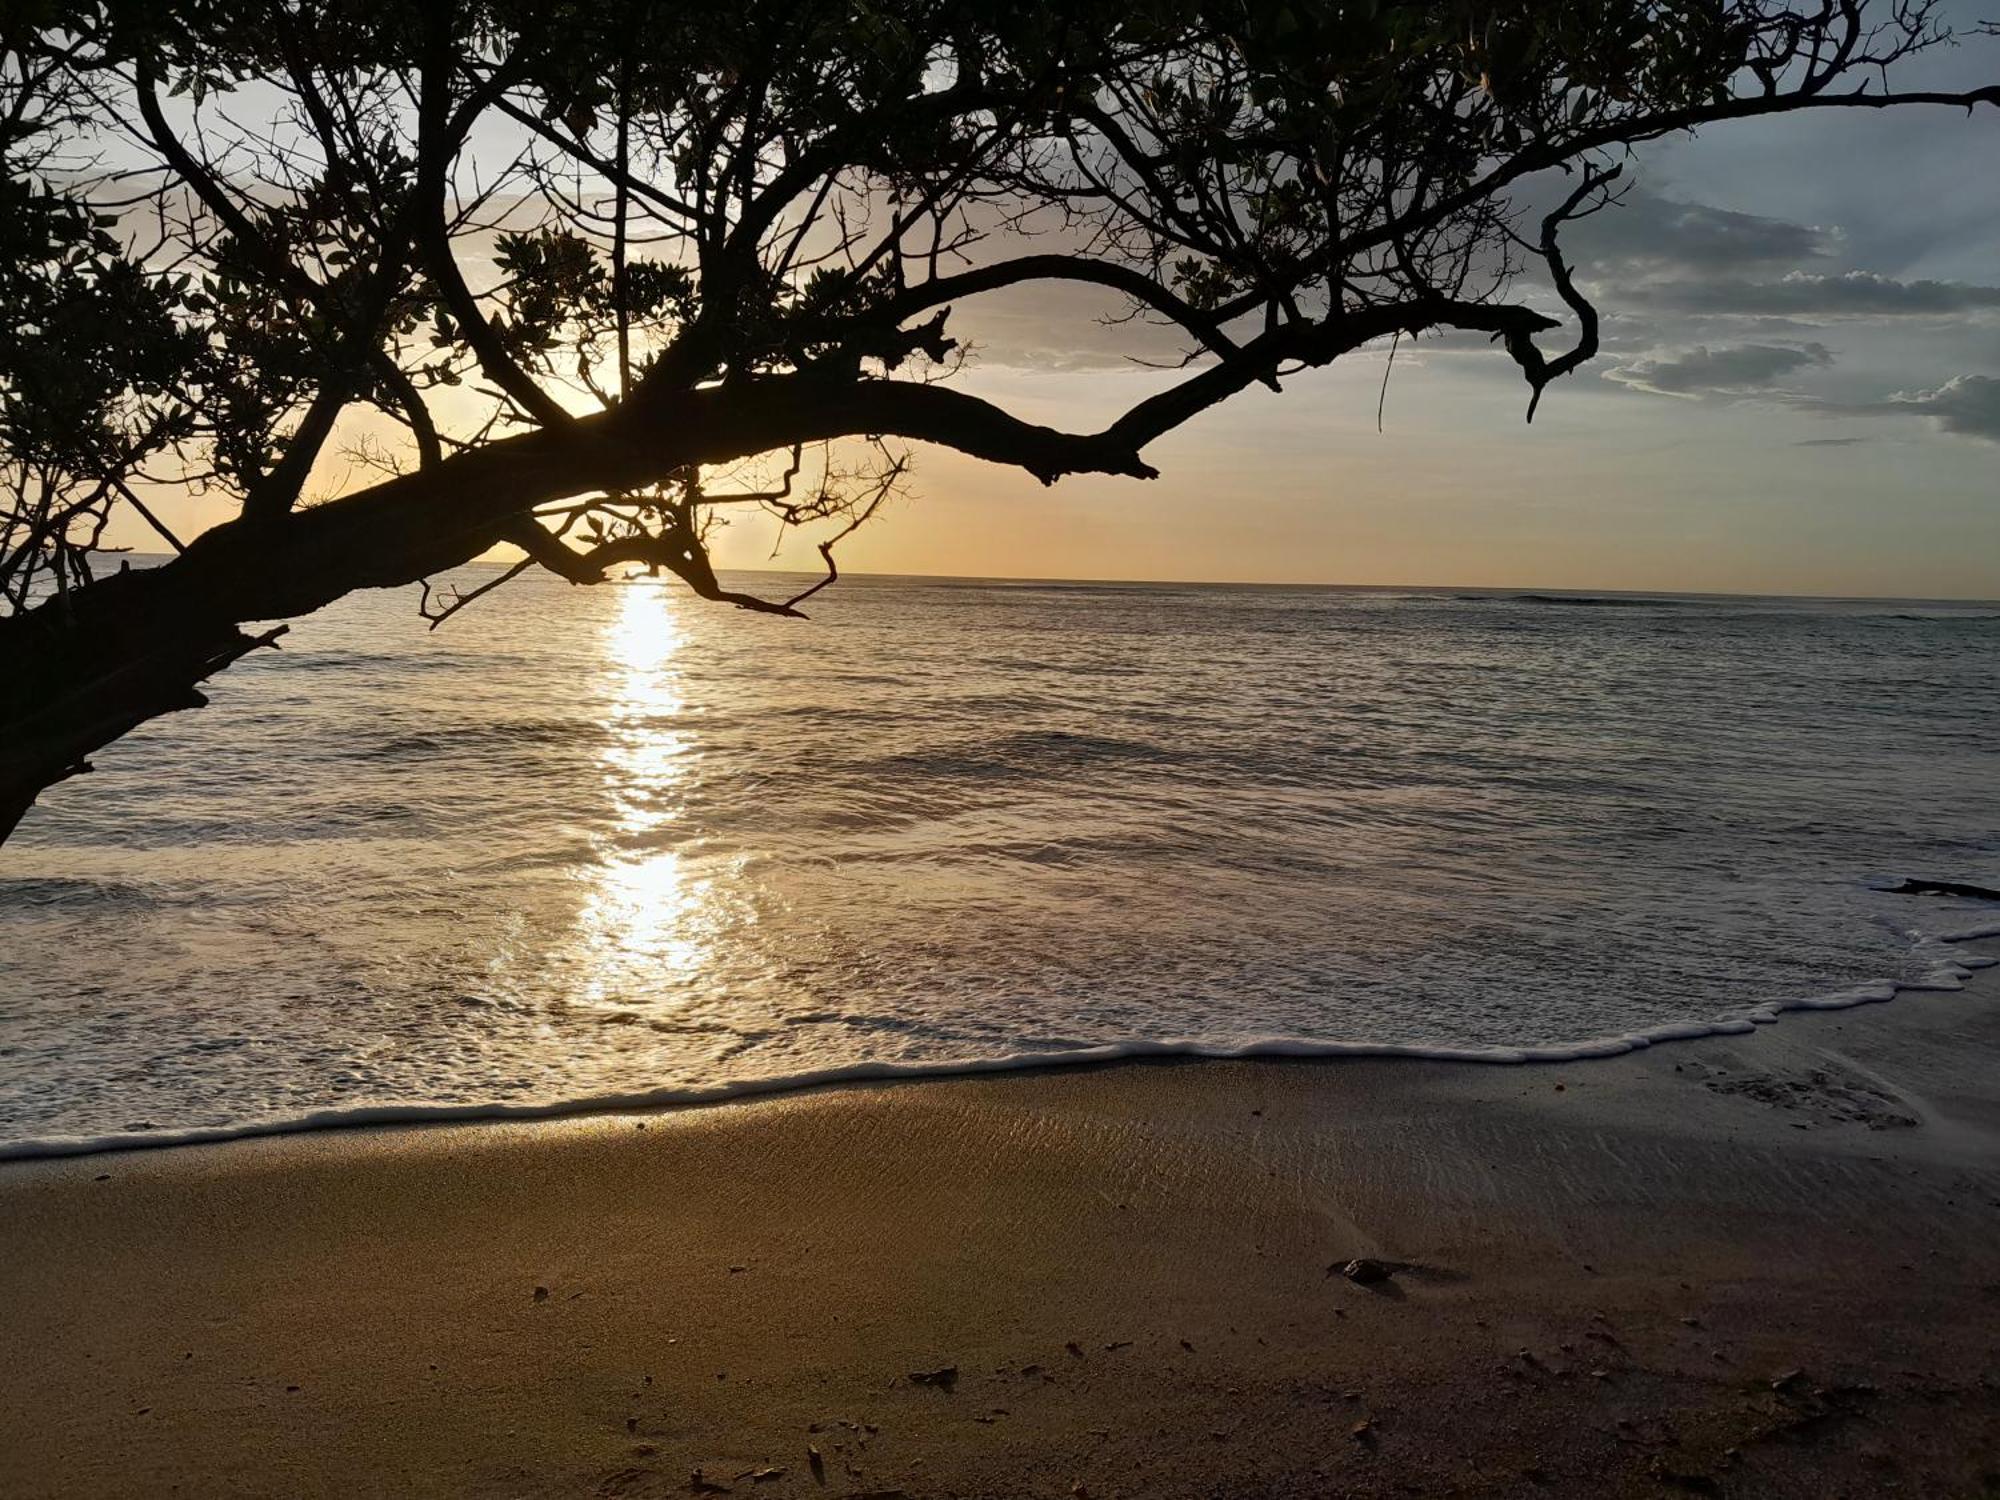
top-left (4, 944), bottom-right (1998, 1498)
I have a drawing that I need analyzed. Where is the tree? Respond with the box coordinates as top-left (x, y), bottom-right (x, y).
top-left (1, 0), bottom-right (1993, 840)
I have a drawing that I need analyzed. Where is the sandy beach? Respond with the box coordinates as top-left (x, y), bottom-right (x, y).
top-left (4, 943), bottom-right (1998, 1499)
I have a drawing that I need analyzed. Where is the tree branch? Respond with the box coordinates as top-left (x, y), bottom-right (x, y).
top-left (503, 516), bottom-right (806, 616)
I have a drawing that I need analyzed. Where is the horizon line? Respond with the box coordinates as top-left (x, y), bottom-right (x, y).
top-left (113, 550), bottom-right (2000, 606)
top-left (579, 562), bottom-right (2000, 607)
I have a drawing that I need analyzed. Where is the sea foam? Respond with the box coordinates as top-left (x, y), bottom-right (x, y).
top-left (5, 927), bottom-right (1992, 1163)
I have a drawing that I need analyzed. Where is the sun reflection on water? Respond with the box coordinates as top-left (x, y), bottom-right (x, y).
top-left (573, 583), bottom-right (719, 1007)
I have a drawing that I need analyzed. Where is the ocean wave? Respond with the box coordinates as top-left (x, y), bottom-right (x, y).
top-left (5, 931), bottom-right (1991, 1164)
top-left (1468, 593), bottom-right (1696, 609)
top-left (361, 718), bottom-right (595, 759)
top-left (866, 728), bottom-right (1189, 782)
top-left (1880, 612), bottom-right (2000, 623)
top-left (0, 875), bottom-right (157, 910)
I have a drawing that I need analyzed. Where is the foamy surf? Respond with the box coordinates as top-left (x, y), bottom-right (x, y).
top-left (5, 926), bottom-right (1993, 1163)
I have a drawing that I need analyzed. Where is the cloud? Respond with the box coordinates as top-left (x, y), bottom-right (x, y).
top-left (1630, 271), bottom-right (2000, 318)
top-left (1794, 436), bottom-right (1872, 447)
top-left (1781, 373), bottom-right (2000, 445)
top-left (1886, 375), bottom-right (2000, 442)
top-left (949, 280), bottom-right (1204, 373)
top-left (1564, 186), bottom-right (1833, 279)
top-left (1602, 342), bottom-right (1834, 399)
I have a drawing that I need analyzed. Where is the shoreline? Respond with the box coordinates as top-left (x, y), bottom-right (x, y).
top-left (7, 919), bottom-right (1996, 1165)
top-left (5, 942), bottom-right (1999, 1497)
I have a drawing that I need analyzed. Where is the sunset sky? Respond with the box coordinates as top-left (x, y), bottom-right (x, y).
top-left (825, 52), bottom-right (2000, 601)
top-left (116, 17), bottom-right (2000, 600)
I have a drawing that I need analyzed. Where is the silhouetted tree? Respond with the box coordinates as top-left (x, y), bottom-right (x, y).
top-left (2, 0), bottom-right (1994, 837)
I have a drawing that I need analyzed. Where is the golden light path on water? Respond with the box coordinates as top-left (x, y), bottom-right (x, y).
top-left (572, 581), bottom-right (720, 1012)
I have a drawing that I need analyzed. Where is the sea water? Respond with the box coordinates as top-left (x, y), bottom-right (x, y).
top-left (2, 572), bottom-right (1996, 1155)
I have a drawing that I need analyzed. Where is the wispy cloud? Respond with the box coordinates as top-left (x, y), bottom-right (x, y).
top-left (1629, 271), bottom-right (2000, 318)
top-left (1602, 342), bottom-right (1834, 399)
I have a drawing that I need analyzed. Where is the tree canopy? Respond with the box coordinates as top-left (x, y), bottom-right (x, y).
top-left (1, 0), bottom-right (1994, 837)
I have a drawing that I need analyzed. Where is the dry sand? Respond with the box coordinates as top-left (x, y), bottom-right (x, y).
top-left (4, 943), bottom-right (1998, 1498)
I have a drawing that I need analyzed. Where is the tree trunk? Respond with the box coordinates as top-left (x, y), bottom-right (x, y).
top-left (0, 478), bottom-right (527, 840)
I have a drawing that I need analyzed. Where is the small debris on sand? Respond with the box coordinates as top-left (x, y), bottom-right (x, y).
top-left (532, 1285), bottom-right (549, 1302)
top-left (908, 1365), bottom-right (958, 1390)
top-left (1065, 1341), bottom-right (1084, 1357)
top-left (1337, 1258), bottom-right (1393, 1285)
top-left (1770, 1368), bottom-right (1807, 1394)
top-left (739, 1467), bottom-right (785, 1483)
top-left (1103, 1340), bottom-right (1132, 1351)
top-left (689, 1469), bottom-right (730, 1494)
top-left (1351, 1417), bottom-right (1376, 1446)
top-left (806, 1444), bottom-right (824, 1482)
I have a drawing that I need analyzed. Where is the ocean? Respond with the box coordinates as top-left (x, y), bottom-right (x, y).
top-left (3, 569), bottom-right (1997, 1156)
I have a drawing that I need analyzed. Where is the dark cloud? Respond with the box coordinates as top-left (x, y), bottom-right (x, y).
top-left (1563, 185), bottom-right (1832, 278)
top-left (1783, 374), bottom-right (2000, 444)
top-left (1602, 342), bottom-right (1834, 398)
top-left (1887, 375), bottom-right (2000, 442)
top-left (1630, 271), bottom-right (2000, 318)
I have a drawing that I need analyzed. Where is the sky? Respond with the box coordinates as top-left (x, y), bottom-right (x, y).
top-left (117, 12), bottom-right (2000, 600)
top-left (711, 14), bottom-right (2000, 599)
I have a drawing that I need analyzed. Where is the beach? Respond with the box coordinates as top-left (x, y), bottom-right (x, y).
top-left (4, 944), bottom-right (1998, 1499)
